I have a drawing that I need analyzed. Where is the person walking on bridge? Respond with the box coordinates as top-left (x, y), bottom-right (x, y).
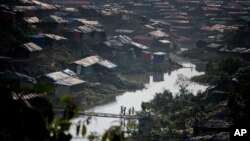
top-left (128, 108), bottom-right (131, 116)
top-left (132, 107), bottom-right (135, 115)
top-left (123, 107), bottom-right (126, 115)
top-left (120, 106), bottom-right (123, 115)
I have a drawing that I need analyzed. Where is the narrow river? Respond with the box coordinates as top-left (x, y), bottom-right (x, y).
top-left (69, 54), bottom-right (208, 140)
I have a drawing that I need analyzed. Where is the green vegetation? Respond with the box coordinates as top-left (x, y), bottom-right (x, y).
top-left (193, 56), bottom-right (250, 127)
top-left (102, 126), bottom-right (124, 141)
top-left (137, 74), bottom-right (206, 139)
top-left (139, 89), bottom-right (205, 139)
top-left (2, 55), bottom-right (249, 141)
top-left (0, 80), bottom-right (128, 141)
top-left (192, 56), bottom-right (246, 86)
top-left (137, 56), bottom-right (250, 140)
top-left (228, 66), bottom-right (250, 127)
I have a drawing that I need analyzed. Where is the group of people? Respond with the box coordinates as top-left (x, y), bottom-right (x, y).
top-left (120, 106), bottom-right (135, 116)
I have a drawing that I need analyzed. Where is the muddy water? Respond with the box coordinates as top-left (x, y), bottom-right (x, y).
top-left (70, 54), bottom-right (208, 140)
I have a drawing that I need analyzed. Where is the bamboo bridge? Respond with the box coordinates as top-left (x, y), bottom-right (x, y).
top-left (54, 109), bottom-right (139, 119)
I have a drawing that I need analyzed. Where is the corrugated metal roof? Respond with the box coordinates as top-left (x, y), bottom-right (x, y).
top-left (154, 52), bottom-right (166, 55)
top-left (14, 6), bottom-right (37, 11)
top-left (73, 55), bottom-right (117, 69)
top-left (241, 49), bottom-right (250, 54)
top-left (201, 24), bottom-right (238, 32)
top-left (55, 77), bottom-right (85, 86)
top-left (41, 15), bottom-right (68, 23)
top-left (72, 18), bottom-right (101, 26)
top-left (104, 40), bottom-right (124, 48)
top-left (62, 69), bottom-right (76, 76)
top-left (116, 35), bottom-right (132, 44)
top-left (23, 17), bottom-right (40, 23)
top-left (98, 60), bottom-right (117, 69)
top-left (21, 42), bottom-right (42, 52)
top-left (164, 15), bottom-right (188, 20)
top-left (231, 47), bottom-right (247, 53)
top-left (44, 69), bottom-right (85, 86)
top-left (45, 71), bottom-right (70, 81)
top-left (130, 41), bottom-right (149, 50)
top-left (18, 0), bottom-right (35, 5)
top-left (167, 20), bottom-right (189, 24)
top-left (133, 3), bottom-right (152, 7)
top-left (145, 25), bottom-right (155, 30)
top-left (41, 33), bottom-right (67, 40)
top-left (28, 34), bottom-right (44, 39)
top-left (160, 12), bottom-right (188, 16)
top-left (104, 35), bottom-right (132, 48)
top-left (62, 7), bottom-right (79, 13)
top-left (171, 25), bottom-right (192, 30)
top-left (202, 7), bottom-right (222, 11)
top-left (219, 47), bottom-right (230, 52)
top-left (115, 29), bottom-right (134, 34)
top-left (158, 40), bottom-right (170, 44)
top-left (149, 30), bottom-right (169, 38)
top-left (207, 43), bottom-right (222, 48)
top-left (74, 55), bottom-right (100, 67)
top-left (77, 26), bottom-right (94, 33)
top-left (33, 0), bottom-right (56, 10)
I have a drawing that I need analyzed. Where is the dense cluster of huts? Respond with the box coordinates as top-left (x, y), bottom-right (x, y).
top-left (1, 0), bottom-right (249, 96)
top-left (0, 0), bottom-right (173, 97)
top-left (124, 0), bottom-right (250, 60)
top-left (0, 0), bottom-right (249, 140)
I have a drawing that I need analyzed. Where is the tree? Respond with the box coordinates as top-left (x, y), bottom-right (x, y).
top-left (228, 66), bottom-right (250, 127)
top-left (205, 60), bottom-right (214, 75)
top-left (102, 126), bottom-right (124, 141)
top-left (175, 74), bottom-right (190, 96)
top-left (218, 56), bottom-right (243, 75)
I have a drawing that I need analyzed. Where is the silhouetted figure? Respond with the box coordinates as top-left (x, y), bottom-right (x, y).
top-left (123, 107), bottom-right (126, 115)
top-left (128, 108), bottom-right (131, 116)
top-left (120, 106), bottom-right (123, 115)
top-left (132, 107), bottom-right (135, 115)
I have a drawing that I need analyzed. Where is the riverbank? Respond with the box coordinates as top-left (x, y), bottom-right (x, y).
top-left (137, 55), bottom-right (250, 141)
top-left (70, 57), bottom-right (181, 111)
top-left (69, 56), bottom-right (208, 140)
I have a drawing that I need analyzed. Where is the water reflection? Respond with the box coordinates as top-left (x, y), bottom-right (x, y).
top-left (152, 73), bottom-right (164, 82)
top-left (70, 65), bottom-right (208, 140)
top-left (70, 53), bottom-right (208, 140)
